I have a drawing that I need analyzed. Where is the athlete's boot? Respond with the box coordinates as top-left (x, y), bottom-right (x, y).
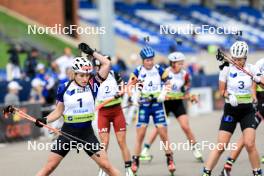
top-left (166, 153), bottom-right (176, 175)
top-left (253, 169), bottom-right (262, 176)
top-left (131, 156), bottom-right (139, 174)
top-left (140, 147), bottom-right (153, 161)
top-left (192, 143), bottom-right (204, 162)
top-left (125, 167), bottom-right (135, 176)
top-left (98, 168), bottom-right (107, 176)
top-left (261, 156), bottom-right (264, 164)
top-left (202, 168), bottom-right (211, 176)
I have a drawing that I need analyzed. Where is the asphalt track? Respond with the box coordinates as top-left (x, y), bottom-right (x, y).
top-left (0, 111), bottom-right (263, 176)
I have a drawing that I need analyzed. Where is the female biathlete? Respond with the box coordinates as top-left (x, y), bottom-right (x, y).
top-left (34, 44), bottom-right (121, 176)
top-left (96, 58), bottom-right (134, 176)
top-left (130, 46), bottom-right (175, 175)
top-left (202, 41), bottom-right (262, 176)
top-left (140, 52), bottom-right (203, 162)
top-left (255, 58), bottom-right (264, 164)
top-left (219, 57), bottom-right (264, 176)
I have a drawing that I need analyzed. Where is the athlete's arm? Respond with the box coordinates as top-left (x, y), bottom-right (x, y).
top-left (93, 52), bottom-right (111, 83)
top-left (219, 81), bottom-right (228, 98)
top-left (252, 82), bottom-right (257, 103)
top-left (219, 67), bottom-right (228, 98)
top-left (46, 101), bottom-right (64, 123)
top-left (127, 71), bottom-right (140, 96)
top-left (183, 73), bottom-right (191, 99)
top-left (116, 73), bottom-right (125, 96)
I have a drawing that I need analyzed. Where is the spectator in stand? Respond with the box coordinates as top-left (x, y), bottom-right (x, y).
top-left (34, 63), bottom-right (56, 104)
top-left (51, 47), bottom-right (74, 81)
top-left (4, 81), bottom-right (22, 106)
top-left (29, 78), bottom-right (46, 104)
top-left (6, 45), bottom-right (22, 81)
top-left (59, 67), bottom-right (73, 84)
top-left (112, 56), bottom-right (129, 81)
top-left (187, 57), bottom-right (205, 76)
top-left (24, 48), bottom-right (39, 80)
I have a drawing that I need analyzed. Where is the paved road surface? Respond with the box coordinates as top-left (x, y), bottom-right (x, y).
top-left (0, 111), bottom-right (263, 176)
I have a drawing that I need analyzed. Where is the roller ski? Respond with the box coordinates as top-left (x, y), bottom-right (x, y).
top-left (202, 168), bottom-right (211, 176)
top-left (192, 143), bottom-right (204, 163)
top-left (166, 154), bottom-right (176, 176)
top-left (125, 167), bottom-right (135, 176)
top-left (139, 147), bottom-right (153, 162)
top-left (253, 169), bottom-right (262, 176)
top-left (98, 168), bottom-right (107, 176)
top-left (219, 164), bottom-right (231, 176)
top-left (131, 156), bottom-right (139, 175)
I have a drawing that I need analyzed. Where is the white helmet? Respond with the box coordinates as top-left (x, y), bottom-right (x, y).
top-left (72, 57), bottom-right (93, 73)
top-left (230, 41), bottom-right (248, 58)
top-left (168, 52), bottom-right (185, 62)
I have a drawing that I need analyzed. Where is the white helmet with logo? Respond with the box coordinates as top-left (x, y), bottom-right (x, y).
top-left (72, 57), bottom-right (93, 73)
top-left (168, 52), bottom-right (185, 62)
top-left (230, 41), bottom-right (248, 58)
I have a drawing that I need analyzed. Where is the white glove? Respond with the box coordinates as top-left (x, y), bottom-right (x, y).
top-left (228, 94), bottom-right (238, 107)
top-left (157, 90), bottom-right (167, 102)
top-left (253, 75), bottom-right (261, 84)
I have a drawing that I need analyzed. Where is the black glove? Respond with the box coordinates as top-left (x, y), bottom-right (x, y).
top-left (35, 117), bottom-right (47, 128)
top-left (78, 43), bottom-right (94, 55)
top-left (128, 96), bottom-right (133, 103)
top-left (219, 62), bottom-right (229, 70)
top-left (149, 94), bottom-right (157, 103)
top-left (114, 93), bottom-right (121, 99)
top-left (3, 105), bottom-right (15, 115)
top-left (216, 49), bottom-right (224, 61)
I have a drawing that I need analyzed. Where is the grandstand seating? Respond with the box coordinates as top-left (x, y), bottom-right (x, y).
top-left (79, 1), bottom-right (264, 52)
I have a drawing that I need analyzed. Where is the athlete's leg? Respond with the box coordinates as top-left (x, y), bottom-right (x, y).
top-left (177, 114), bottom-right (196, 144)
top-left (36, 152), bottom-right (64, 176)
top-left (99, 132), bottom-right (110, 150)
top-left (204, 131), bottom-right (232, 171)
top-left (156, 126), bottom-right (171, 154)
top-left (243, 128), bottom-right (261, 170)
top-left (219, 135), bottom-right (244, 176)
top-left (98, 108), bottom-right (111, 150)
top-left (140, 127), bottom-right (158, 159)
top-left (111, 105), bottom-right (131, 161)
top-left (131, 125), bottom-right (147, 173)
top-left (240, 109), bottom-right (262, 175)
top-left (115, 131), bottom-right (131, 161)
top-left (145, 127), bottom-right (158, 146)
top-left (134, 125), bottom-right (148, 155)
top-left (115, 130), bottom-right (134, 175)
top-left (156, 125), bottom-right (176, 173)
top-left (91, 150), bottom-right (121, 176)
top-left (229, 135), bottom-right (244, 160)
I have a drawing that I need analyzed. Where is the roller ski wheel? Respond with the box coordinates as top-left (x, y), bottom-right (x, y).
top-left (219, 165), bottom-right (231, 176)
top-left (192, 147), bottom-right (204, 163)
top-left (139, 155), bottom-right (153, 162)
